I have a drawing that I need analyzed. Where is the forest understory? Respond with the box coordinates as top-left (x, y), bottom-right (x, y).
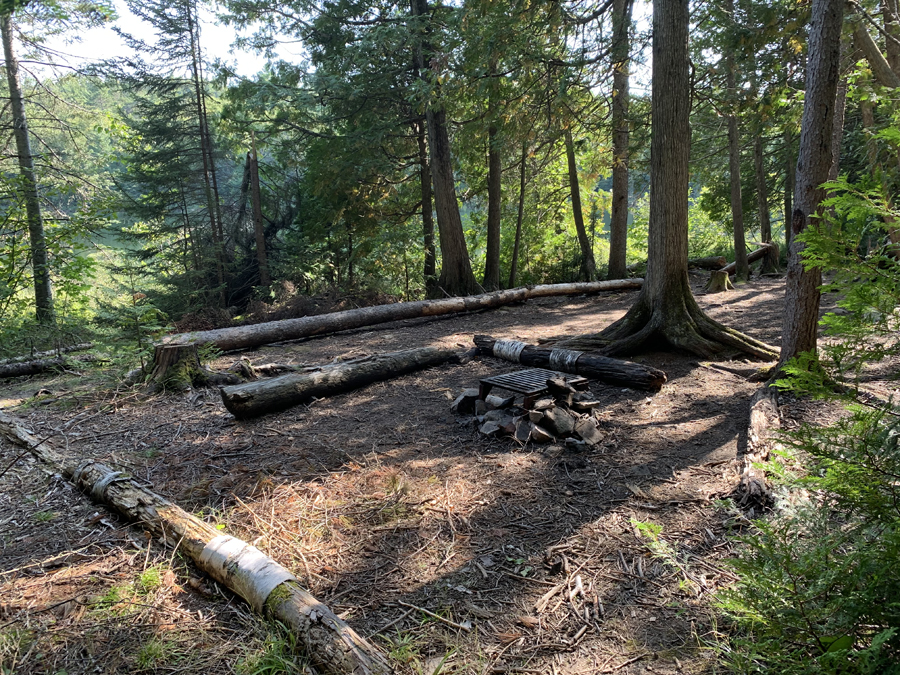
top-left (2, 274), bottom-right (893, 675)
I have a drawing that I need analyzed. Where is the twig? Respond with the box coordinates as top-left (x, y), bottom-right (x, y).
top-left (397, 600), bottom-right (471, 632)
top-left (599, 653), bottom-right (648, 673)
top-left (368, 608), bottom-right (414, 637)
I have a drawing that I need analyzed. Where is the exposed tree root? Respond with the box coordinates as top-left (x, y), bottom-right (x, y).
top-left (556, 293), bottom-right (779, 360)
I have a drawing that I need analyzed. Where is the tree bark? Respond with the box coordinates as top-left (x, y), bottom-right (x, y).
top-left (884, 0), bottom-right (900, 72)
top-left (608, 0), bottom-right (632, 280)
top-left (473, 335), bottom-right (667, 391)
top-left (415, 120), bottom-right (437, 294)
top-left (0, 411), bottom-right (394, 675)
top-left (249, 134), bottom-right (271, 287)
top-left (850, 12), bottom-right (900, 88)
top-left (784, 126), bottom-right (794, 252)
top-left (483, 54), bottom-right (502, 292)
top-left (221, 347), bottom-right (467, 418)
top-left (860, 98), bottom-right (879, 168)
top-left (724, 0), bottom-right (749, 282)
top-left (1, 15), bottom-right (53, 324)
top-left (508, 143), bottom-right (527, 288)
top-left (556, 0), bottom-right (778, 361)
top-left (753, 133), bottom-right (777, 273)
top-left (829, 38), bottom-right (849, 182)
top-left (564, 128), bottom-right (597, 281)
top-left (775, 0), bottom-right (844, 375)
top-left (410, 0), bottom-right (478, 297)
top-left (161, 279), bottom-right (643, 353)
top-left (148, 344), bottom-right (239, 391)
top-left (483, 123), bottom-right (502, 290)
top-left (705, 270), bottom-right (734, 293)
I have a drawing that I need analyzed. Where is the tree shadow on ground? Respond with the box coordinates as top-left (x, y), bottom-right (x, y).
top-left (1, 277), bottom-right (785, 674)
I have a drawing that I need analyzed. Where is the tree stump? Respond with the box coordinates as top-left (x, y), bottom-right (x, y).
top-left (148, 344), bottom-right (239, 391)
top-left (760, 241), bottom-right (780, 274)
top-left (705, 270), bottom-right (734, 293)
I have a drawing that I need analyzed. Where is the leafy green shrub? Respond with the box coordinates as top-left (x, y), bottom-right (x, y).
top-left (720, 411), bottom-right (900, 674)
top-left (718, 180), bottom-right (900, 674)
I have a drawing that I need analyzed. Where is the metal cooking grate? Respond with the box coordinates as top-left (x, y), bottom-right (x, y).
top-left (479, 368), bottom-right (587, 396)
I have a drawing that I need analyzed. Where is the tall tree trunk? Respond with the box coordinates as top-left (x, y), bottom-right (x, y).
top-left (508, 143), bottom-right (527, 288)
top-left (2, 15), bottom-right (53, 324)
top-left (882, 0), bottom-right (900, 72)
top-left (557, 0), bottom-right (776, 359)
top-left (754, 133), bottom-right (776, 273)
top-left (186, 2), bottom-right (225, 293)
top-left (860, 99), bottom-right (879, 168)
top-left (415, 120), bottom-right (437, 294)
top-left (483, 55), bottom-right (502, 291)
top-left (564, 128), bottom-right (597, 281)
top-left (483, 123), bottom-right (502, 290)
top-left (608, 0), bottom-right (632, 280)
top-left (784, 126), bottom-right (794, 252)
top-left (249, 135), bottom-right (271, 287)
top-left (426, 107), bottom-right (479, 296)
top-left (775, 0), bottom-right (844, 375)
top-left (850, 10), bottom-right (900, 87)
top-left (410, 0), bottom-right (478, 297)
top-left (828, 59), bottom-right (848, 182)
top-left (724, 0), bottom-right (749, 282)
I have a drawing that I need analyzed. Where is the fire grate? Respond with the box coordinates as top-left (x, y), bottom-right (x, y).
top-left (479, 368), bottom-right (588, 408)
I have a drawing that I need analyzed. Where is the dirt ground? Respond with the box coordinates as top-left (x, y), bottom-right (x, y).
top-left (2, 274), bottom-right (881, 675)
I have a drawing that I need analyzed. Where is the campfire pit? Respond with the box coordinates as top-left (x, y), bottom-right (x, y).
top-left (478, 368), bottom-right (588, 408)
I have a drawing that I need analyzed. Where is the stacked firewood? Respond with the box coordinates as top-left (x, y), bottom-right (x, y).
top-left (452, 377), bottom-right (606, 449)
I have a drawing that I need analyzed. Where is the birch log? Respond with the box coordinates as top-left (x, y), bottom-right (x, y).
top-left (162, 279), bottom-right (642, 353)
top-left (0, 343), bottom-right (93, 366)
top-left (473, 335), bottom-right (667, 391)
top-left (221, 347), bottom-right (469, 419)
top-left (0, 411), bottom-right (394, 675)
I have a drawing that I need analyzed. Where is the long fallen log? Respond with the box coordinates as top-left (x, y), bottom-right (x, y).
top-left (163, 279), bottom-right (642, 353)
top-left (688, 255), bottom-right (727, 270)
top-left (0, 343), bottom-right (93, 366)
top-left (0, 411), bottom-right (394, 675)
top-left (0, 354), bottom-right (101, 379)
top-left (733, 385), bottom-right (780, 510)
top-left (473, 335), bottom-right (667, 391)
top-left (721, 243), bottom-right (776, 275)
top-left (221, 346), bottom-right (471, 419)
top-left (628, 256), bottom-right (726, 274)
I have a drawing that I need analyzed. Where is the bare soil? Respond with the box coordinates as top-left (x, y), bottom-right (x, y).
top-left (2, 275), bottom-right (891, 675)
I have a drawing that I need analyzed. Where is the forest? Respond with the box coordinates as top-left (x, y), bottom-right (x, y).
top-left (0, 0), bottom-right (899, 673)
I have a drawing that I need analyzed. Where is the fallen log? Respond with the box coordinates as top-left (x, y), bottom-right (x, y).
top-left (721, 243), bottom-right (776, 275)
top-left (0, 354), bottom-right (101, 379)
top-left (0, 411), bottom-right (394, 675)
top-left (688, 255), bottom-right (727, 270)
top-left (162, 279), bottom-right (642, 353)
top-left (733, 385), bottom-right (780, 510)
top-left (221, 346), bottom-right (471, 419)
top-left (473, 335), bottom-right (667, 391)
top-left (628, 256), bottom-right (725, 274)
top-left (0, 342), bottom-right (93, 366)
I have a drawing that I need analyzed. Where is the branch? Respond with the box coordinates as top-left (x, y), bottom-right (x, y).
top-left (848, 9), bottom-right (900, 88)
